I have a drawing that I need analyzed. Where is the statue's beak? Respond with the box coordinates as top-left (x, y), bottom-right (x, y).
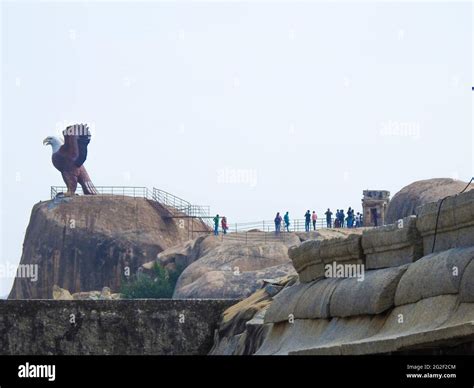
top-left (43, 138), bottom-right (49, 146)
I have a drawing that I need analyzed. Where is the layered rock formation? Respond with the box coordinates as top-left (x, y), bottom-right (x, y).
top-left (212, 187), bottom-right (474, 355)
top-left (9, 196), bottom-right (208, 299)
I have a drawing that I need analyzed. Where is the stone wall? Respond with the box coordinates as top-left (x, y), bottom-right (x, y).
top-left (0, 299), bottom-right (236, 355)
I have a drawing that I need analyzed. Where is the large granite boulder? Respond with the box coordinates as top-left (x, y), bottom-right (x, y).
top-left (385, 178), bottom-right (473, 224)
top-left (9, 196), bottom-right (208, 299)
top-left (173, 234), bottom-right (300, 299)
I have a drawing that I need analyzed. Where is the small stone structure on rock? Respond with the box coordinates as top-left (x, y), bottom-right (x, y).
top-left (361, 190), bottom-right (390, 227)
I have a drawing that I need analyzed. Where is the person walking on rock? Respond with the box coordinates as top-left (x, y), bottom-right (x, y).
top-left (284, 211), bottom-right (290, 232)
top-left (274, 212), bottom-right (282, 235)
top-left (312, 211), bottom-right (318, 230)
top-left (221, 216), bottom-right (228, 234)
top-left (213, 214), bottom-right (220, 236)
top-left (304, 210), bottom-right (311, 232)
top-left (325, 208), bottom-right (333, 228)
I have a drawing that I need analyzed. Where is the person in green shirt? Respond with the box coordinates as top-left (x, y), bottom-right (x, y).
top-left (284, 212), bottom-right (290, 232)
top-left (213, 214), bottom-right (220, 236)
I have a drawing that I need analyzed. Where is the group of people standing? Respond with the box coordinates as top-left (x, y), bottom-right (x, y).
top-left (213, 214), bottom-right (228, 235)
top-left (324, 207), bottom-right (363, 228)
top-left (214, 207), bottom-right (363, 236)
top-left (274, 210), bottom-right (318, 234)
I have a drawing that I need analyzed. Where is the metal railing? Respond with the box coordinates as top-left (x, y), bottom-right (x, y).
top-left (152, 188), bottom-right (210, 219)
top-left (51, 186), bottom-right (151, 199)
top-left (208, 218), bottom-right (365, 244)
top-left (50, 185), bottom-right (211, 221)
top-left (151, 187), bottom-right (191, 212)
top-left (220, 218), bottom-right (331, 233)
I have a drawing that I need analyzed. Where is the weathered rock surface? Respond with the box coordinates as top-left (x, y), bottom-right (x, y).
top-left (329, 265), bottom-right (408, 317)
top-left (52, 285), bottom-right (73, 300)
top-left (295, 228), bottom-right (366, 242)
top-left (394, 247), bottom-right (474, 306)
top-left (9, 196), bottom-right (208, 299)
top-left (209, 275), bottom-right (296, 355)
top-left (264, 265), bottom-right (407, 323)
top-left (166, 234), bottom-right (300, 299)
top-left (288, 233), bottom-right (363, 283)
top-left (416, 189), bottom-right (474, 254)
top-left (53, 285), bottom-right (121, 300)
top-left (0, 299), bottom-right (236, 355)
top-left (385, 178), bottom-right (473, 224)
top-left (362, 216), bottom-right (423, 269)
top-left (460, 259), bottom-right (474, 302)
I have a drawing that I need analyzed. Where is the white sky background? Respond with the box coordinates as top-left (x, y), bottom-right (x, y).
top-left (0, 0), bottom-right (472, 296)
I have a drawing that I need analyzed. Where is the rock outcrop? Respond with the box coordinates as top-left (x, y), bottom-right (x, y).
top-left (209, 275), bottom-right (297, 355)
top-left (53, 285), bottom-right (121, 300)
top-left (157, 230), bottom-right (365, 299)
top-left (385, 178), bottom-right (473, 224)
top-left (211, 187), bottom-right (474, 355)
top-left (170, 234), bottom-right (300, 299)
top-left (9, 196), bottom-right (209, 299)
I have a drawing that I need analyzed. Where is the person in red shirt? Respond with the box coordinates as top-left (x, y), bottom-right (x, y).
top-left (312, 211), bottom-right (318, 230)
top-left (221, 216), bottom-right (228, 234)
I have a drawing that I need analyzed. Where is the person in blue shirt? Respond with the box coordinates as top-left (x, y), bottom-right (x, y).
top-left (274, 212), bottom-right (282, 234)
top-left (284, 212), bottom-right (290, 232)
top-left (304, 210), bottom-right (311, 232)
top-left (325, 208), bottom-right (333, 228)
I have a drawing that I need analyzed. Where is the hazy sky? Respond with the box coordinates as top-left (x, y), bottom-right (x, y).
top-left (1, 0), bottom-right (472, 296)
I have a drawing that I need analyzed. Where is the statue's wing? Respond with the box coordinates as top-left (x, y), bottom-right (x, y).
top-left (57, 124), bottom-right (91, 168)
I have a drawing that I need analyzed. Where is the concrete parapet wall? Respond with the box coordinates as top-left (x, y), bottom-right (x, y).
top-left (0, 299), bottom-right (237, 355)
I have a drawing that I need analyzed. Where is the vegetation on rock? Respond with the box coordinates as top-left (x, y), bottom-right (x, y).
top-left (121, 262), bottom-right (184, 299)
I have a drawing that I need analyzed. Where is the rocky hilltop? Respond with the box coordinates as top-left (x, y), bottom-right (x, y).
top-left (8, 196), bottom-right (209, 299)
